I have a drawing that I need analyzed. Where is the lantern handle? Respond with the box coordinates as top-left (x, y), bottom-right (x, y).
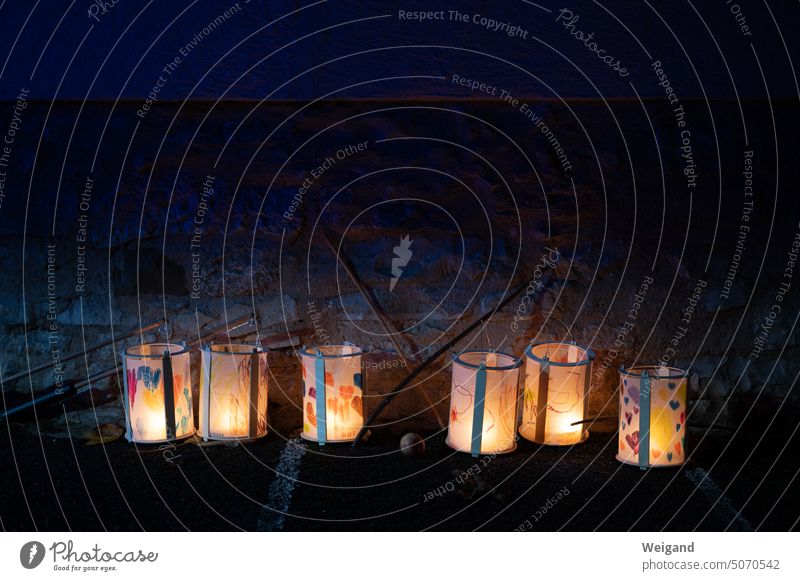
top-left (159, 320), bottom-right (171, 341)
top-left (525, 316), bottom-right (574, 355)
top-left (550, 316), bottom-right (573, 343)
top-left (200, 317), bottom-right (257, 349)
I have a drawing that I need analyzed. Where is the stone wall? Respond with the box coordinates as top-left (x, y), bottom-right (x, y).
top-left (1, 99), bottom-right (798, 435)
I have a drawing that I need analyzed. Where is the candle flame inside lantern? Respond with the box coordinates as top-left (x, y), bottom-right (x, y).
top-left (617, 366), bottom-right (687, 468)
top-left (446, 351), bottom-right (520, 455)
top-left (213, 393), bottom-right (246, 437)
top-left (300, 345), bottom-right (364, 443)
top-left (520, 342), bottom-right (594, 446)
top-left (124, 343), bottom-right (194, 444)
top-left (199, 344), bottom-right (268, 441)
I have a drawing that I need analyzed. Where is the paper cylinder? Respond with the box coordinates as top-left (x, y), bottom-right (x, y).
top-left (520, 342), bottom-right (594, 446)
top-left (122, 342), bottom-right (194, 443)
top-left (300, 345), bottom-right (364, 444)
top-left (446, 350), bottom-right (521, 456)
top-left (617, 366), bottom-right (688, 468)
top-left (199, 343), bottom-right (269, 441)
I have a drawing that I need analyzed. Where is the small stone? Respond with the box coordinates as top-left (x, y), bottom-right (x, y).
top-left (399, 432), bottom-right (425, 457)
top-left (704, 378), bottom-right (730, 398)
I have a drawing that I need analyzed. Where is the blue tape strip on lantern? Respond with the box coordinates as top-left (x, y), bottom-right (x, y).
top-left (639, 371), bottom-right (651, 469)
top-left (122, 352), bottom-right (132, 442)
top-left (471, 362), bottom-right (487, 457)
top-left (203, 351), bottom-right (213, 442)
top-left (162, 350), bottom-right (176, 440)
top-left (315, 351), bottom-right (326, 446)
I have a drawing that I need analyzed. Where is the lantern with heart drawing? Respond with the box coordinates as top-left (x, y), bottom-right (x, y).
top-left (617, 366), bottom-right (688, 469)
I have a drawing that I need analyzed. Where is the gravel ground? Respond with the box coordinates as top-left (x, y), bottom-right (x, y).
top-left (2, 416), bottom-right (798, 532)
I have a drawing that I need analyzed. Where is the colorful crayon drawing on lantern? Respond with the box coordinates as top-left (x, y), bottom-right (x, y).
top-left (617, 367), bottom-right (687, 467)
top-left (200, 343), bottom-right (269, 440)
top-left (256, 356), bottom-right (269, 434)
top-left (446, 351), bottom-right (519, 455)
top-left (127, 355), bottom-right (193, 442)
top-left (201, 347), bottom-right (268, 439)
top-left (520, 343), bottom-right (593, 446)
top-left (300, 346), bottom-right (363, 442)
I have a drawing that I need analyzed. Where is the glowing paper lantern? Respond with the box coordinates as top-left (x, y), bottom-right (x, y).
top-left (617, 366), bottom-right (688, 469)
top-left (300, 345), bottom-right (364, 444)
top-left (199, 343), bottom-right (269, 441)
top-left (446, 350), bottom-right (521, 456)
top-left (122, 343), bottom-right (194, 443)
top-left (519, 342), bottom-right (594, 446)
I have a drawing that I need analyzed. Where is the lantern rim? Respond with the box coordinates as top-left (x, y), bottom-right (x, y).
top-left (525, 341), bottom-right (595, 366)
top-left (126, 429), bottom-right (196, 444)
top-left (615, 454), bottom-right (685, 468)
top-left (197, 429), bottom-right (269, 442)
top-left (300, 432), bottom-right (358, 444)
top-left (445, 436), bottom-right (518, 455)
top-left (299, 344), bottom-right (364, 359)
top-left (619, 365), bottom-right (688, 379)
top-left (123, 342), bottom-right (189, 359)
top-left (202, 342), bottom-right (265, 354)
top-left (452, 349), bottom-right (522, 370)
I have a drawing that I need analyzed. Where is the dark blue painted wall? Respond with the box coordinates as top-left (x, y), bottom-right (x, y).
top-left (0, 0), bottom-right (797, 101)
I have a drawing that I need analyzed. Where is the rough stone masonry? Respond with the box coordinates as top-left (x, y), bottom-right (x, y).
top-left (0, 99), bottom-right (798, 438)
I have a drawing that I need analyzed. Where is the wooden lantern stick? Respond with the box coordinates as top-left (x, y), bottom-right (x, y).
top-left (322, 232), bottom-right (445, 429)
top-left (1, 319), bottom-right (163, 389)
top-left (569, 415), bottom-right (617, 426)
top-left (0, 314), bottom-right (261, 421)
top-left (353, 275), bottom-right (531, 446)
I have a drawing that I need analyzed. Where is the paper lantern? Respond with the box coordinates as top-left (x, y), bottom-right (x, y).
top-left (122, 342), bottom-right (194, 443)
top-left (199, 343), bottom-right (269, 441)
top-left (446, 350), bottom-right (521, 456)
top-left (617, 366), bottom-right (688, 469)
top-left (519, 342), bottom-right (595, 446)
top-left (300, 345), bottom-right (364, 444)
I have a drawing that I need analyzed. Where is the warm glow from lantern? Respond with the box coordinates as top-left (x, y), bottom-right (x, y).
top-left (199, 343), bottom-right (269, 441)
top-left (446, 351), bottom-right (520, 456)
top-left (123, 342), bottom-right (194, 444)
top-left (300, 345), bottom-right (363, 444)
top-left (617, 366), bottom-right (688, 468)
top-left (144, 414), bottom-right (166, 439)
top-left (543, 409), bottom-right (584, 444)
top-left (520, 342), bottom-right (594, 446)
